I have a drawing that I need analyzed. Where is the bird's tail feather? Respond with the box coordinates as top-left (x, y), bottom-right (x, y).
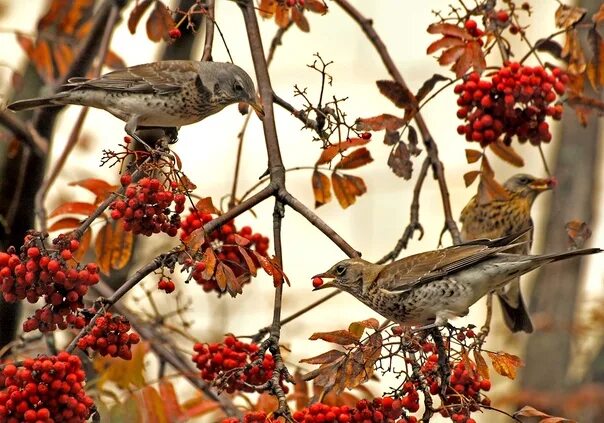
top-left (7, 92), bottom-right (69, 111)
top-left (539, 248), bottom-right (602, 263)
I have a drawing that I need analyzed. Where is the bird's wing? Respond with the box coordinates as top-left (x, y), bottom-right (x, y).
top-left (64, 61), bottom-right (198, 95)
top-left (380, 231), bottom-right (529, 293)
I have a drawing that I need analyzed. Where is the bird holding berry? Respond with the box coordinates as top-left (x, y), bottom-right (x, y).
top-left (459, 173), bottom-right (556, 333)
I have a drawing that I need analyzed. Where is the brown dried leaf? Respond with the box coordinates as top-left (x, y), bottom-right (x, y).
top-left (300, 349), bottom-right (346, 365)
top-left (331, 173), bottom-right (367, 209)
top-left (201, 247), bottom-right (217, 280)
top-left (309, 330), bottom-right (360, 345)
top-left (427, 23), bottom-right (473, 40)
top-left (49, 201), bottom-right (97, 217)
top-left (477, 173), bottom-right (510, 205)
top-left (104, 50), bottom-right (126, 70)
top-left (388, 142), bottom-right (412, 179)
top-left (195, 197), bottom-right (221, 215)
top-left (316, 138), bottom-right (370, 165)
top-left (217, 262), bottom-right (241, 296)
top-left (555, 4), bottom-right (586, 29)
top-left (565, 220), bottom-right (592, 249)
top-left (233, 234), bottom-right (250, 247)
top-left (488, 140), bottom-right (525, 167)
top-left (312, 170), bottom-right (331, 208)
top-left (292, 370), bottom-right (310, 411)
top-left (275, 4), bottom-right (290, 28)
top-left (452, 41), bottom-right (485, 78)
top-left (427, 37), bottom-right (466, 54)
top-left (562, 30), bottom-right (586, 75)
top-left (438, 45), bottom-right (466, 66)
top-left (348, 318), bottom-right (379, 339)
top-left (146, 1), bottom-right (175, 42)
top-left (586, 28), bottom-right (604, 89)
top-left (465, 149), bottom-right (482, 164)
top-left (383, 130), bottom-right (399, 146)
top-left (473, 350), bottom-right (490, 380)
top-left (487, 351), bottom-right (524, 380)
top-left (128, 0), bottom-right (153, 34)
top-left (463, 170), bottom-right (481, 187)
top-left (291, 7), bottom-right (309, 32)
top-left (334, 148), bottom-right (373, 170)
top-left (304, 0), bottom-right (328, 14)
top-left (416, 74), bottom-right (450, 102)
top-left (407, 127), bottom-right (420, 155)
top-left (238, 247), bottom-right (257, 276)
top-left (356, 114), bottom-right (405, 132)
top-left (376, 80), bottom-right (416, 109)
top-left (514, 406), bottom-right (572, 422)
top-left (94, 222), bottom-right (133, 274)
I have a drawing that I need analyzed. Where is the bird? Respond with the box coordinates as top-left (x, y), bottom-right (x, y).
top-left (312, 231), bottom-right (601, 331)
top-left (7, 60), bottom-right (264, 144)
top-left (459, 173), bottom-right (556, 333)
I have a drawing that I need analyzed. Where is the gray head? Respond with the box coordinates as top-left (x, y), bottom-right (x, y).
top-left (201, 62), bottom-right (263, 117)
top-left (312, 258), bottom-right (381, 296)
top-left (503, 173), bottom-right (556, 202)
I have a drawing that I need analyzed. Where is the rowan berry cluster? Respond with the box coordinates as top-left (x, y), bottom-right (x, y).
top-left (0, 233), bottom-right (99, 333)
top-left (455, 62), bottom-right (567, 146)
top-left (0, 352), bottom-right (94, 422)
top-left (222, 411), bottom-right (268, 423)
top-left (76, 312), bottom-right (140, 360)
top-left (192, 335), bottom-right (285, 394)
top-left (157, 277), bottom-right (176, 293)
top-left (181, 211), bottom-right (270, 295)
top-left (292, 397), bottom-right (418, 423)
top-left (463, 19), bottom-right (484, 40)
top-left (110, 175), bottom-right (187, 237)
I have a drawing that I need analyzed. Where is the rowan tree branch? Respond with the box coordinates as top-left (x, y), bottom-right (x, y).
top-left (201, 0), bottom-right (215, 61)
top-left (0, 111), bottom-right (47, 157)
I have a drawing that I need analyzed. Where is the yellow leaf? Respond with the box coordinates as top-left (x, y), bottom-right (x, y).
top-left (95, 342), bottom-right (148, 389)
top-left (487, 351), bottom-right (524, 380)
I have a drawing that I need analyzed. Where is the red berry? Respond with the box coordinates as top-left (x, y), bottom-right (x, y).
top-left (312, 277), bottom-right (324, 288)
top-left (169, 28), bottom-right (182, 39)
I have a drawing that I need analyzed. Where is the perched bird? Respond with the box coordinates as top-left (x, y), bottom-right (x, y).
top-left (459, 173), bottom-right (556, 333)
top-left (312, 232), bottom-right (601, 331)
top-left (7, 60), bottom-right (263, 143)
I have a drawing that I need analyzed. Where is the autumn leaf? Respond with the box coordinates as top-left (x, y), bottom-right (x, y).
top-left (416, 74), bottom-right (450, 102)
top-left (304, 0), bottom-right (328, 14)
top-left (593, 4), bottom-right (604, 23)
top-left (555, 4), bottom-right (587, 29)
top-left (108, 394), bottom-right (142, 423)
top-left (48, 217), bottom-right (81, 232)
top-left (291, 7), bottom-right (309, 32)
top-left (158, 381), bottom-right (185, 422)
top-left (300, 349), bottom-right (346, 365)
top-left (487, 351), bottom-right (524, 380)
top-left (463, 170), bottom-right (480, 187)
top-left (94, 221), bottom-right (134, 274)
top-left (514, 405), bottom-right (572, 422)
top-left (383, 130), bottom-right (400, 146)
top-left (95, 342), bottom-right (148, 389)
top-left (376, 80), bottom-right (416, 109)
top-left (312, 170), bottom-right (331, 208)
top-left (586, 28), bottom-right (604, 89)
top-left (238, 247), bottom-right (258, 276)
top-left (195, 197), bottom-right (221, 215)
top-left (488, 139), bottom-right (524, 167)
top-left (427, 22), bottom-right (473, 40)
top-left (334, 148), bottom-right (373, 170)
top-left (138, 386), bottom-right (168, 423)
top-left (473, 350), bottom-right (490, 380)
top-left (292, 370), bottom-right (310, 411)
top-left (216, 261), bottom-right (241, 297)
top-left (316, 138), bottom-right (370, 165)
top-left (69, 178), bottom-right (117, 203)
top-left (146, 1), bottom-right (175, 42)
top-left (309, 330), bottom-right (360, 345)
top-left (465, 149), bottom-right (482, 164)
top-left (387, 142), bottom-right (413, 179)
top-left (104, 50), bottom-right (126, 70)
top-left (355, 114), bottom-right (405, 132)
top-left (331, 173), bottom-right (367, 209)
top-left (565, 220), bottom-right (592, 249)
top-left (477, 173), bottom-right (509, 205)
top-left (275, 4), bottom-right (290, 28)
top-left (49, 201), bottom-right (97, 217)
top-left (200, 247), bottom-right (217, 280)
top-left (348, 318), bottom-right (379, 339)
top-left (128, 0), bottom-right (153, 34)
top-left (72, 228), bottom-right (92, 262)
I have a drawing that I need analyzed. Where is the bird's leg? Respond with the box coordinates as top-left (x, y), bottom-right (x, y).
top-left (409, 316), bottom-right (448, 334)
top-left (124, 117), bottom-right (153, 151)
top-left (164, 127), bottom-right (179, 144)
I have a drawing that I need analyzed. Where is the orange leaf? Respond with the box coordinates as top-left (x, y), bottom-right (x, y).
top-left (139, 386), bottom-right (168, 423)
top-left (312, 170), bottom-right (331, 208)
top-left (216, 262), bottom-right (241, 297)
top-left (427, 22), bottom-right (473, 40)
top-left (488, 139), bottom-right (524, 167)
top-left (487, 351), bottom-right (524, 380)
top-left (128, 0), bottom-right (153, 34)
top-left (304, 0), bottom-right (328, 14)
top-left (355, 114), bottom-right (405, 132)
top-left (238, 247), bottom-right (257, 276)
top-left (514, 406), bottom-right (572, 422)
top-left (52, 42), bottom-right (73, 77)
top-left (331, 173), bottom-right (355, 209)
top-left (465, 149), bottom-right (482, 163)
top-left (316, 138), bottom-right (370, 165)
top-left (463, 171), bottom-right (480, 187)
top-left (57, 0), bottom-right (93, 35)
top-left (181, 395), bottom-right (220, 418)
top-left (182, 228), bottom-right (205, 250)
top-left (104, 50), bottom-right (126, 70)
top-left (438, 45), bottom-right (465, 66)
top-left (158, 381), bottom-right (185, 422)
top-left (69, 178), bottom-right (117, 199)
top-left (300, 349), bottom-right (346, 365)
top-left (146, 1), bottom-right (175, 42)
top-left (335, 148), bottom-right (373, 170)
top-left (309, 330), bottom-right (359, 345)
top-left (477, 173), bottom-right (510, 205)
top-left (94, 221), bottom-right (133, 274)
top-left (473, 350), bottom-right (490, 380)
top-left (258, 0), bottom-right (277, 18)
top-left (427, 36), bottom-right (465, 54)
top-left (376, 80), bottom-right (416, 109)
top-left (234, 234), bottom-right (250, 247)
top-left (593, 3), bottom-right (604, 23)
top-left (194, 197), bottom-right (221, 215)
top-left (200, 247), bottom-right (217, 280)
top-left (275, 4), bottom-right (290, 28)
top-left (48, 217), bottom-right (81, 232)
top-left (291, 7), bottom-right (309, 32)
top-left (72, 228), bottom-right (91, 262)
top-left (49, 201), bottom-right (97, 217)
top-left (555, 4), bottom-right (587, 29)
top-left (292, 369), bottom-right (310, 411)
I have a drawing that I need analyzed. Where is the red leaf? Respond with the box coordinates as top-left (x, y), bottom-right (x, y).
top-left (300, 349), bottom-right (346, 365)
top-left (69, 178), bottom-right (117, 199)
top-left (309, 330), bottom-right (359, 345)
top-left (376, 80), bottom-right (416, 109)
top-left (427, 36), bottom-right (465, 54)
top-left (128, 0), bottom-right (153, 34)
top-left (427, 22), bottom-right (473, 40)
top-left (146, 1), bottom-right (175, 42)
top-left (49, 202), bottom-right (97, 217)
top-left (355, 114), bottom-right (405, 132)
top-left (312, 170), bottom-right (331, 208)
top-left (334, 148), bottom-right (373, 170)
top-left (316, 138), bottom-right (370, 165)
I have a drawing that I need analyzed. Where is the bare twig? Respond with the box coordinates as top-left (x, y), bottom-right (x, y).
top-left (0, 111), bottom-right (47, 157)
top-left (201, 0), bottom-right (215, 61)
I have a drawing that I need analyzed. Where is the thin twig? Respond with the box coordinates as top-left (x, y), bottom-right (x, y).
top-left (201, 0), bottom-right (215, 61)
top-left (0, 111), bottom-right (47, 157)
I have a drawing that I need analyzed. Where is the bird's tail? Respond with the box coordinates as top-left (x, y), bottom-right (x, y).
top-left (538, 247), bottom-right (602, 263)
top-left (7, 92), bottom-right (69, 111)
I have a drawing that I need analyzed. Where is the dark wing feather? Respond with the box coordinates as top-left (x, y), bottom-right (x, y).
top-left (64, 61), bottom-right (199, 95)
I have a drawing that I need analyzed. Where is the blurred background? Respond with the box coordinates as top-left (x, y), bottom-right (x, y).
top-left (0, 0), bottom-right (602, 421)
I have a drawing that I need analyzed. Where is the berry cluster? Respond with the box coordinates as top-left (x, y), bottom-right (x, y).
top-left (285, 0), bottom-right (305, 7)
top-left (464, 19), bottom-right (484, 40)
top-left (222, 411), bottom-right (268, 423)
top-left (455, 63), bottom-right (567, 146)
top-left (157, 277), bottom-right (176, 294)
top-left (110, 175), bottom-right (187, 237)
top-left (0, 233), bottom-right (99, 333)
top-left (0, 352), bottom-right (94, 422)
top-left (292, 397), bottom-right (418, 423)
top-left (181, 211), bottom-right (269, 295)
top-left (76, 312), bottom-right (140, 360)
top-left (192, 335), bottom-right (286, 394)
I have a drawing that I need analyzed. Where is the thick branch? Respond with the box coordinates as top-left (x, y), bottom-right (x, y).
top-left (0, 111), bottom-right (47, 157)
top-left (201, 0), bottom-right (215, 61)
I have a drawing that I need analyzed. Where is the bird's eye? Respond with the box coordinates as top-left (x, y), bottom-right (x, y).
top-left (335, 265), bottom-right (346, 276)
top-left (519, 177), bottom-right (531, 184)
top-left (233, 82), bottom-right (244, 92)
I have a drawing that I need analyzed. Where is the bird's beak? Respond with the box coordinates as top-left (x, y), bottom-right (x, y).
top-left (529, 177), bottom-right (557, 192)
top-left (249, 101), bottom-right (265, 119)
top-left (311, 272), bottom-right (336, 291)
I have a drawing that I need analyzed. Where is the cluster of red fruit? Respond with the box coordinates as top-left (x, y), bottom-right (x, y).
top-left (76, 312), bottom-right (140, 360)
top-left (222, 411), bottom-right (267, 423)
top-left (0, 233), bottom-right (99, 333)
top-left (181, 210), bottom-right (269, 295)
top-left (157, 277), bottom-right (176, 294)
top-left (292, 397), bottom-right (418, 423)
top-left (455, 62), bottom-right (567, 146)
top-left (192, 335), bottom-right (286, 394)
top-left (0, 352), bottom-right (94, 422)
top-left (110, 175), bottom-right (187, 237)
top-left (464, 19), bottom-right (484, 40)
